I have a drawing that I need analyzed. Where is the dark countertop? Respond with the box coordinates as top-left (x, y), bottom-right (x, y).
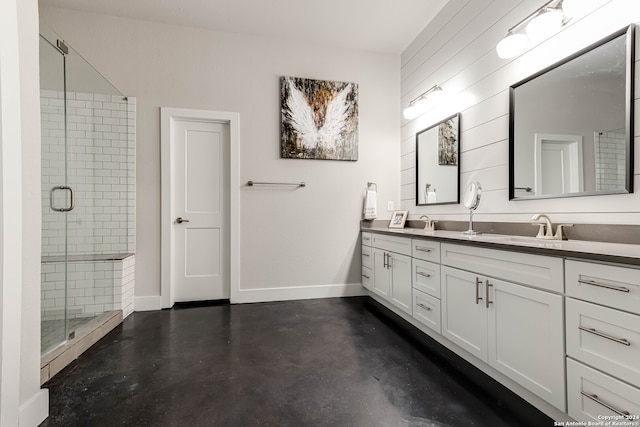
top-left (362, 224), bottom-right (640, 267)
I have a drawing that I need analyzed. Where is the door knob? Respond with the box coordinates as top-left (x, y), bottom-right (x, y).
top-left (176, 217), bottom-right (190, 224)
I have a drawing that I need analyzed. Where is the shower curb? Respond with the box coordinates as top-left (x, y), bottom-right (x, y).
top-left (40, 310), bottom-right (122, 385)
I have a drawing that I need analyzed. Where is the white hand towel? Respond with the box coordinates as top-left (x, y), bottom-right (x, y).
top-left (427, 190), bottom-right (437, 204)
top-left (363, 189), bottom-right (377, 220)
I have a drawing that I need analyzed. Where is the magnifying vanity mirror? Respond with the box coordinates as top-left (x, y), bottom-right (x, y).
top-left (509, 25), bottom-right (634, 200)
top-left (416, 113), bottom-right (460, 206)
top-left (462, 181), bottom-right (481, 236)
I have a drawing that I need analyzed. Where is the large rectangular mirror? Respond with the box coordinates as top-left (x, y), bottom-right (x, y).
top-left (416, 113), bottom-right (460, 205)
top-left (509, 25), bottom-right (635, 200)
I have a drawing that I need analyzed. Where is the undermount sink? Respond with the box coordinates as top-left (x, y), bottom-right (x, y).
top-left (483, 234), bottom-right (567, 247)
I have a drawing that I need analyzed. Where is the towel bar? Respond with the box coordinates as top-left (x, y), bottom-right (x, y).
top-left (247, 181), bottom-right (306, 187)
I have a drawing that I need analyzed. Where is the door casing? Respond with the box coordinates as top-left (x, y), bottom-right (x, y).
top-left (160, 107), bottom-right (240, 308)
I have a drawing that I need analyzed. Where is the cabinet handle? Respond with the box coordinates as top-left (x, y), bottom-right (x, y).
top-left (485, 280), bottom-right (493, 308)
top-left (415, 246), bottom-right (432, 253)
top-left (475, 277), bottom-right (483, 304)
top-left (578, 326), bottom-right (631, 346)
top-left (578, 279), bottom-right (630, 293)
top-left (417, 303), bottom-right (431, 311)
top-left (362, 274), bottom-right (370, 280)
top-left (387, 254), bottom-right (392, 269)
top-left (362, 253), bottom-right (370, 257)
top-left (580, 392), bottom-right (630, 416)
top-left (417, 271), bottom-right (431, 278)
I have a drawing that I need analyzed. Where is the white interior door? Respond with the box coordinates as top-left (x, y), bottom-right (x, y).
top-left (173, 119), bottom-right (230, 302)
top-left (534, 133), bottom-right (583, 195)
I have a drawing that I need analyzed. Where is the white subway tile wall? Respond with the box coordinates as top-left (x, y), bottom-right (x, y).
top-left (41, 90), bottom-right (133, 255)
top-left (595, 130), bottom-right (626, 191)
top-left (40, 91), bottom-right (136, 322)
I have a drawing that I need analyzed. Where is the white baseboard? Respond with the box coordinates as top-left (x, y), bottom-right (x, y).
top-left (19, 389), bottom-right (49, 427)
top-left (134, 296), bottom-right (163, 312)
top-left (233, 283), bottom-right (367, 304)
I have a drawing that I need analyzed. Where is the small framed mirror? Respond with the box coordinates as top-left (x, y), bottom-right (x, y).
top-left (509, 25), bottom-right (635, 200)
top-left (416, 113), bottom-right (460, 206)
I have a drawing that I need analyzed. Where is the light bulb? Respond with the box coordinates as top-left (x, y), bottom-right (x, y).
top-left (526, 8), bottom-right (564, 42)
top-left (496, 32), bottom-right (529, 59)
top-left (403, 105), bottom-right (420, 120)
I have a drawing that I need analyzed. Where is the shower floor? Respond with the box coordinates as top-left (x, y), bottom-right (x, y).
top-left (41, 316), bottom-right (97, 355)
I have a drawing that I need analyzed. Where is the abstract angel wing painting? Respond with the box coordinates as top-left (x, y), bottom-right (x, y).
top-left (280, 76), bottom-right (358, 161)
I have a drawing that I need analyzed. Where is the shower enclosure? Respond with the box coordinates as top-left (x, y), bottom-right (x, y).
top-left (39, 25), bottom-right (135, 357)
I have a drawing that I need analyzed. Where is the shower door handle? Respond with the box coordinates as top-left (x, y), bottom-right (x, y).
top-left (50, 186), bottom-right (75, 212)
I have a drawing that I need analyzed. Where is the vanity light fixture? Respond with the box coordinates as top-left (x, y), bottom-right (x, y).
top-left (496, 0), bottom-right (567, 59)
top-left (403, 85), bottom-right (444, 120)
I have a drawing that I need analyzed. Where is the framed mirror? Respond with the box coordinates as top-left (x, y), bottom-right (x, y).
top-left (416, 113), bottom-right (460, 205)
top-left (509, 25), bottom-right (634, 200)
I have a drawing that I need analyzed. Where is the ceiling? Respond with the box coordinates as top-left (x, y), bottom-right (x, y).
top-left (39, 0), bottom-right (449, 54)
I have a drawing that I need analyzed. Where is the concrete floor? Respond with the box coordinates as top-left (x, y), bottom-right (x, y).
top-left (41, 297), bottom-right (552, 426)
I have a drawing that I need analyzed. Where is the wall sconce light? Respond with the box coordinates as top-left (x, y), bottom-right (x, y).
top-left (403, 85), bottom-right (444, 120)
top-left (496, 0), bottom-right (568, 59)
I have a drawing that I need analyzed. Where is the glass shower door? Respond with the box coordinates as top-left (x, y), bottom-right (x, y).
top-left (40, 34), bottom-right (70, 354)
top-left (40, 26), bottom-right (129, 356)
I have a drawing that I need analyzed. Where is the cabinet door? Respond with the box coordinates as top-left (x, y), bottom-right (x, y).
top-left (488, 279), bottom-right (565, 411)
top-left (372, 248), bottom-right (390, 298)
top-left (441, 266), bottom-right (488, 362)
top-left (389, 252), bottom-right (412, 315)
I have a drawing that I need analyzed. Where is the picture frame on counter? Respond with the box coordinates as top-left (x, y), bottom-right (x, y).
top-left (389, 210), bottom-right (409, 229)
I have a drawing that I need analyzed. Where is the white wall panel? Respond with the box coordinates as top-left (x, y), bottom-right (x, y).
top-left (401, 0), bottom-right (640, 224)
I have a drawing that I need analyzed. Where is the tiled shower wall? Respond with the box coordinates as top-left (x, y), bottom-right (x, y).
top-left (40, 90), bottom-right (136, 321)
top-left (595, 130), bottom-right (626, 191)
top-left (40, 90), bottom-right (135, 256)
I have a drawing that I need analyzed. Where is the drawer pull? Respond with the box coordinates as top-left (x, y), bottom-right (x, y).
top-left (416, 247), bottom-right (432, 253)
top-left (362, 253), bottom-right (370, 257)
top-left (362, 274), bottom-right (370, 280)
top-left (417, 303), bottom-right (431, 311)
top-left (579, 279), bottom-right (630, 293)
top-left (475, 277), bottom-right (483, 304)
top-left (578, 326), bottom-right (631, 346)
top-left (417, 271), bottom-right (431, 278)
top-left (580, 392), bottom-right (630, 416)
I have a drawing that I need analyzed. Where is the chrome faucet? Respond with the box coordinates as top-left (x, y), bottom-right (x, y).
top-left (531, 214), bottom-right (554, 239)
top-left (420, 215), bottom-right (436, 231)
top-left (531, 214), bottom-right (573, 240)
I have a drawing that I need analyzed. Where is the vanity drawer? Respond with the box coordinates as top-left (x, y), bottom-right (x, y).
top-left (412, 239), bottom-right (440, 263)
top-left (566, 260), bottom-right (640, 315)
top-left (362, 245), bottom-right (372, 269)
top-left (441, 243), bottom-right (563, 293)
top-left (371, 233), bottom-right (411, 256)
top-left (361, 232), bottom-right (372, 247)
top-left (362, 266), bottom-right (372, 290)
top-left (567, 358), bottom-right (640, 422)
top-left (413, 259), bottom-right (440, 298)
top-left (413, 289), bottom-right (441, 334)
top-left (566, 298), bottom-right (640, 387)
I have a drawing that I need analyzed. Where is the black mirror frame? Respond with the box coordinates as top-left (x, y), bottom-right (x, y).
top-left (508, 24), bottom-right (635, 200)
top-left (415, 113), bottom-right (461, 206)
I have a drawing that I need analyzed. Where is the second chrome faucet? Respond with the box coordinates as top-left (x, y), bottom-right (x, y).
top-left (531, 214), bottom-right (572, 240)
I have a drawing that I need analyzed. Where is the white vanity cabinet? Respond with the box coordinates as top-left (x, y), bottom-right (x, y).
top-left (565, 259), bottom-right (640, 422)
top-left (361, 232), bottom-right (372, 291)
top-left (370, 234), bottom-right (412, 315)
top-left (441, 244), bottom-right (566, 411)
top-left (412, 239), bottom-right (442, 333)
